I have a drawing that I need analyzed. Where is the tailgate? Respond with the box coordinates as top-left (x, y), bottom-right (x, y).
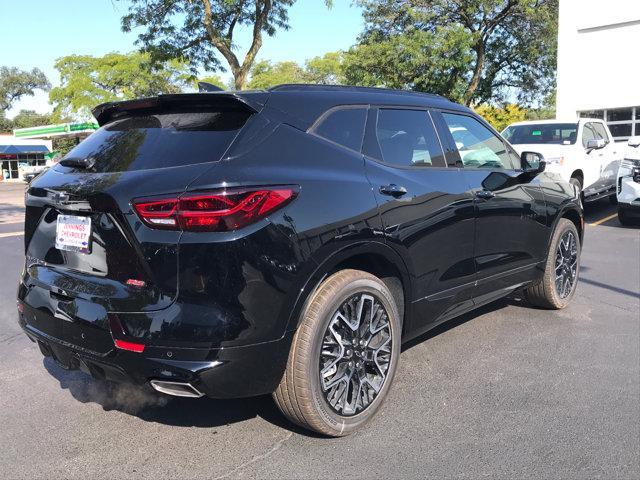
top-left (24, 171), bottom-right (183, 313)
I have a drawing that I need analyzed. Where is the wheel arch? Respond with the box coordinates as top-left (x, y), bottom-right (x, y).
top-left (562, 207), bottom-right (584, 243)
top-left (551, 204), bottom-right (584, 248)
top-left (570, 169), bottom-right (584, 185)
top-left (284, 241), bottom-right (412, 337)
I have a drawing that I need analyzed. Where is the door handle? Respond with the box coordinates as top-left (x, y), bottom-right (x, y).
top-left (380, 184), bottom-right (407, 197)
top-left (475, 190), bottom-right (495, 199)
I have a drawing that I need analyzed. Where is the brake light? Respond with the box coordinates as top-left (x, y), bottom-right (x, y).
top-left (114, 339), bottom-right (145, 353)
top-left (126, 279), bottom-right (146, 288)
top-left (133, 187), bottom-right (298, 232)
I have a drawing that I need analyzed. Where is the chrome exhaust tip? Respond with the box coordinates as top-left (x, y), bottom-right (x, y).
top-left (149, 380), bottom-right (204, 398)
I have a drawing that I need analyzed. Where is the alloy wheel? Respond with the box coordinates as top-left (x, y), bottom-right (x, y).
top-left (555, 230), bottom-right (578, 298)
top-left (319, 293), bottom-right (392, 416)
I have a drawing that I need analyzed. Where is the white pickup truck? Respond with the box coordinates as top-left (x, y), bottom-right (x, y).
top-left (617, 136), bottom-right (640, 225)
top-left (502, 119), bottom-right (621, 203)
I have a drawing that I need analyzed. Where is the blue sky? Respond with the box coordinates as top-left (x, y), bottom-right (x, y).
top-left (2, 0), bottom-right (364, 117)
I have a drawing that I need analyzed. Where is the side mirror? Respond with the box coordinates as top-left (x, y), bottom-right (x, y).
top-left (628, 136), bottom-right (640, 148)
top-left (521, 151), bottom-right (546, 175)
top-left (586, 138), bottom-right (606, 153)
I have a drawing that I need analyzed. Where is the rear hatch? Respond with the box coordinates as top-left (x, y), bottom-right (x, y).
top-left (20, 94), bottom-right (259, 350)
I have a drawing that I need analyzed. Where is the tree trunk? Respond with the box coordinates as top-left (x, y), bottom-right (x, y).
top-left (463, 41), bottom-right (485, 106)
top-left (233, 68), bottom-right (249, 90)
top-left (202, 0), bottom-right (271, 91)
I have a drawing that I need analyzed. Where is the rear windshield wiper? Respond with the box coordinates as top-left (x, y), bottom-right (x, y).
top-left (59, 156), bottom-right (96, 169)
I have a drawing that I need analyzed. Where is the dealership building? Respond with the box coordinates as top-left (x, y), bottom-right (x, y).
top-left (556, 0), bottom-right (640, 141)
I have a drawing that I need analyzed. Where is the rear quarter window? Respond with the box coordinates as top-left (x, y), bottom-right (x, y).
top-left (59, 110), bottom-right (252, 173)
top-left (312, 107), bottom-right (367, 152)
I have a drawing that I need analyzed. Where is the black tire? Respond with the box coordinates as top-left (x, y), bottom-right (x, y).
top-left (525, 219), bottom-right (581, 309)
top-left (618, 207), bottom-right (630, 226)
top-left (273, 269), bottom-right (402, 437)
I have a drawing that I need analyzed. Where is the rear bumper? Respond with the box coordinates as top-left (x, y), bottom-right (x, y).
top-left (18, 306), bottom-right (293, 399)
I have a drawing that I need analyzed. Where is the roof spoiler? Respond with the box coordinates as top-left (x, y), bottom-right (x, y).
top-left (92, 92), bottom-right (268, 126)
top-left (198, 82), bottom-right (224, 92)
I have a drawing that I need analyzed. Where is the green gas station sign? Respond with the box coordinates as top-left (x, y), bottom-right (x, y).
top-left (13, 122), bottom-right (99, 139)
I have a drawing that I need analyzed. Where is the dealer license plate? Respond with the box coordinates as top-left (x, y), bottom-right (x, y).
top-left (55, 215), bottom-right (91, 254)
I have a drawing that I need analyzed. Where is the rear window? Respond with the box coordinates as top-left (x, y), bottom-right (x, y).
top-left (60, 110), bottom-right (251, 172)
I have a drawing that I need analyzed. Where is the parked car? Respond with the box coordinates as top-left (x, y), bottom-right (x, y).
top-left (22, 166), bottom-right (49, 184)
top-left (617, 136), bottom-right (640, 225)
top-left (17, 85), bottom-right (583, 436)
top-left (502, 119), bottom-right (621, 202)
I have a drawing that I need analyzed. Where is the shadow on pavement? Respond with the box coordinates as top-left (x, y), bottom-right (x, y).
top-left (43, 357), bottom-right (317, 435)
top-left (579, 276), bottom-right (640, 299)
top-left (401, 296), bottom-right (525, 352)
top-left (42, 297), bottom-right (533, 435)
top-left (583, 197), bottom-right (617, 223)
top-left (41, 286), bottom-right (613, 433)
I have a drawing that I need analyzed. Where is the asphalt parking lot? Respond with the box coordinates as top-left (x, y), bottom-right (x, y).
top-left (0, 182), bottom-right (638, 479)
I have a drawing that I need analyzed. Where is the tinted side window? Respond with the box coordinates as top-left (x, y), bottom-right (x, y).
top-left (442, 113), bottom-right (515, 169)
top-left (375, 109), bottom-right (445, 167)
top-left (313, 107), bottom-right (367, 152)
top-left (592, 122), bottom-right (610, 144)
top-left (582, 123), bottom-right (598, 147)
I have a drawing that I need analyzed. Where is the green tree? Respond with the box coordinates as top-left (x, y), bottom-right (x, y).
top-left (0, 66), bottom-right (50, 111)
top-left (198, 75), bottom-right (227, 90)
top-left (247, 60), bottom-right (308, 89)
top-left (52, 137), bottom-right (80, 157)
top-left (351, 0), bottom-right (558, 105)
top-left (120, 1), bottom-right (332, 90)
top-left (9, 110), bottom-right (52, 129)
top-left (305, 51), bottom-right (345, 85)
top-left (0, 110), bottom-right (54, 134)
top-left (0, 113), bottom-right (13, 133)
top-left (49, 52), bottom-right (192, 119)
top-left (524, 88), bottom-right (556, 120)
top-left (474, 103), bottom-right (527, 132)
top-left (343, 28), bottom-right (473, 100)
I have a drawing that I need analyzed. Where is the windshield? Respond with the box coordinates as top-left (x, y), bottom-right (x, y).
top-left (502, 123), bottom-right (578, 145)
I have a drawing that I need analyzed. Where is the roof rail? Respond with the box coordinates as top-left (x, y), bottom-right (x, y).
top-left (268, 83), bottom-right (447, 100)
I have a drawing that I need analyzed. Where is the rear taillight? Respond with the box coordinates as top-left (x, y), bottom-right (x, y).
top-left (132, 186), bottom-right (298, 232)
top-left (114, 339), bottom-right (145, 353)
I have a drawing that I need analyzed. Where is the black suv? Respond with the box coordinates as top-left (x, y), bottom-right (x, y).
top-left (18, 85), bottom-right (583, 436)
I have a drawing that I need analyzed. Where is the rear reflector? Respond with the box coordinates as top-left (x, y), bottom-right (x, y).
top-left (133, 186), bottom-right (298, 232)
top-left (114, 339), bottom-right (145, 353)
